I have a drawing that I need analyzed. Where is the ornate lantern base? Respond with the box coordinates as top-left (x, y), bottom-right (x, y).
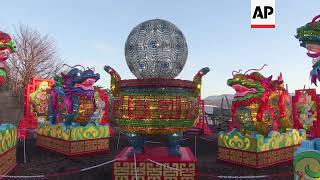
top-left (0, 124), bottom-right (17, 177)
top-left (113, 146), bottom-right (197, 180)
top-left (36, 123), bottom-right (110, 156)
top-left (217, 129), bottom-right (306, 168)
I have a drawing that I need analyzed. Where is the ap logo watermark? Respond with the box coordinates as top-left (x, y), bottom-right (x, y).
top-left (251, 0), bottom-right (275, 28)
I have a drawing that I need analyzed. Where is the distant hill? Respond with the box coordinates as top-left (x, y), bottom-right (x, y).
top-left (204, 94), bottom-right (233, 109)
top-left (204, 92), bottom-right (297, 110)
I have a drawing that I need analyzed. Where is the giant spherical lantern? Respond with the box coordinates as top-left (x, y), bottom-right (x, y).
top-left (125, 19), bottom-right (188, 79)
top-left (105, 19), bottom-right (209, 135)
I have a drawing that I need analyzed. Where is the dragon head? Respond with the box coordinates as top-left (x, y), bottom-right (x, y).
top-left (227, 72), bottom-right (268, 101)
top-left (0, 31), bottom-right (16, 62)
top-left (228, 65), bottom-right (284, 102)
top-left (296, 15), bottom-right (320, 85)
top-left (62, 65), bottom-right (100, 91)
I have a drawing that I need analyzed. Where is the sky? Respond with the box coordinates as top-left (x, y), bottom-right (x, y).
top-left (1, 0), bottom-right (320, 98)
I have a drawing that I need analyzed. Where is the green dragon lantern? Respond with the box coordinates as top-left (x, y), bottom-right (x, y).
top-left (105, 19), bottom-right (209, 156)
top-left (227, 65), bottom-right (293, 136)
top-left (295, 14), bottom-right (320, 138)
top-left (216, 66), bottom-right (306, 168)
top-left (296, 15), bottom-right (320, 85)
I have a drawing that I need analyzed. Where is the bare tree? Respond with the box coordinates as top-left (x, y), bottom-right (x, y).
top-left (7, 25), bottom-right (64, 95)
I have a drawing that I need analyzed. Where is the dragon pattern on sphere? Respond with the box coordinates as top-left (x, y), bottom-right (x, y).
top-left (48, 65), bottom-right (100, 126)
top-left (227, 65), bottom-right (293, 136)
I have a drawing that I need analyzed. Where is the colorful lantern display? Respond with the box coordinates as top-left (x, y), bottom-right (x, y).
top-left (48, 65), bottom-right (100, 126)
top-left (296, 15), bottom-right (320, 85)
top-left (294, 15), bottom-right (320, 140)
top-left (106, 66), bottom-right (209, 135)
top-left (30, 81), bottom-right (51, 124)
top-left (0, 31), bottom-right (16, 85)
top-left (217, 66), bottom-right (305, 168)
top-left (292, 89), bottom-right (320, 139)
top-left (0, 124), bottom-right (17, 176)
top-left (296, 92), bottom-right (317, 129)
top-left (18, 78), bottom-right (54, 139)
top-left (90, 88), bottom-right (108, 125)
top-left (294, 139), bottom-right (320, 179)
top-left (36, 65), bottom-right (110, 156)
top-left (106, 19), bottom-right (209, 156)
top-left (227, 65), bottom-right (293, 136)
top-left (293, 16), bottom-right (320, 180)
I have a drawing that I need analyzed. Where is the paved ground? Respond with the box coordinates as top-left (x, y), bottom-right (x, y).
top-left (11, 132), bottom-right (293, 180)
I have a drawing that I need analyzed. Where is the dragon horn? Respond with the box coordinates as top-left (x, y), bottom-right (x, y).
top-left (312, 15), bottom-right (320, 28)
top-left (63, 64), bottom-right (86, 71)
top-left (278, 72), bottom-right (283, 81)
top-left (244, 64), bottom-right (268, 75)
top-left (232, 69), bottom-right (242, 76)
top-left (89, 67), bottom-right (95, 72)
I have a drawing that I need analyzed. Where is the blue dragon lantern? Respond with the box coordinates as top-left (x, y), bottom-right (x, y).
top-left (36, 65), bottom-right (111, 156)
top-left (48, 65), bottom-right (100, 127)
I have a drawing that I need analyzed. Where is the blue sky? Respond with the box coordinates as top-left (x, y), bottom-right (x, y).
top-left (1, 1), bottom-right (320, 98)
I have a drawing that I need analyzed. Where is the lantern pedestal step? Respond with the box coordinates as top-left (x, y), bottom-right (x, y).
top-left (0, 147), bottom-right (16, 179)
top-left (217, 129), bottom-right (306, 168)
top-left (184, 127), bottom-right (204, 135)
top-left (113, 146), bottom-right (197, 180)
top-left (217, 145), bottom-right (299, 168)
top-left (36, 123), bottom-right (110, 156)
top-left (185, 126), bottom-right (213, 136)
top-left (36, 134), bottom-right (110, 156)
